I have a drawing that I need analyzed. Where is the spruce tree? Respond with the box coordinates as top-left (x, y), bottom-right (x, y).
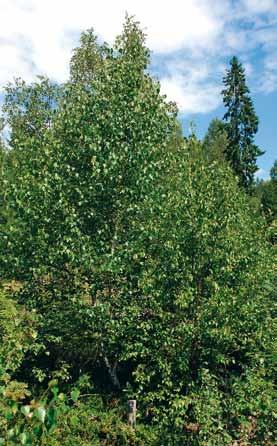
top-left (222, 56), bottom-right (263, 189)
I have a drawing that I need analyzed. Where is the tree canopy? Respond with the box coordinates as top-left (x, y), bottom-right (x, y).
top-left (0, 18), bottom-right (275, 446)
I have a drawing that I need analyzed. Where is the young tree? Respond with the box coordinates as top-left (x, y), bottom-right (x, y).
top-left (222, 56), bottom-right (263, 190)
top-left (203, 118), bottom-right (228, 164)
top-left (1, 17), bottom-right (177, 280)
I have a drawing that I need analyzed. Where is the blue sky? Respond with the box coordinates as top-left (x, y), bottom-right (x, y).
top-left (0, 0), bottom-right (276, 178)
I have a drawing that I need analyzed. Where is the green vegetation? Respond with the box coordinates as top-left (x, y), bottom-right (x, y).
top-left (0, 18), bottom-right (276, 446)
top-left (202, 118), bottom-right (228, 164)
top-left (222, 56), bottom-right (264, 190)
top-left (256, 161), bottom-right (277, 223)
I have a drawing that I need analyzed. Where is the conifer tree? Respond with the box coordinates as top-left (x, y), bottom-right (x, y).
top-left (222, 56), bottom-right (263, 189)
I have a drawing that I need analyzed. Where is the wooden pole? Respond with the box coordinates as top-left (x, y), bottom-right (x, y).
top-left (127, 399), bottom-right (136, 428)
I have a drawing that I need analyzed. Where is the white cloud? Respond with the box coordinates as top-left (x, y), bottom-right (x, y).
top-left (0, 0), bottom-right (223, 82)
top-left (159, 59), bottom-right (222, 113)
top-left (0, 43), bottom-right (33, 85)
top-left (242, 0), bottom-right (277, 14)
top-left (0, 0), bottom-right (276, 114)
top-left (259, 53), bottom-right (277, 93)
top-left (160, 75), bottom-right (221, 113)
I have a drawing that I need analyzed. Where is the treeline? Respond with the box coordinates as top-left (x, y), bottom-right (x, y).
top-left (0, 18), bottom-right (276, 446)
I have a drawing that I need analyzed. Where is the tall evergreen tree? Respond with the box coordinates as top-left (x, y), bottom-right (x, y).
top-left (222, 56), bottom-right (263, 189)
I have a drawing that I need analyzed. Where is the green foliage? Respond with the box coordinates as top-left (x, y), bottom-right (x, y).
top-left (0, 141), bottom-right (8, 226)
top-left (261, 180), bottom-right (277, 223)
top-left (1, 16), bottom-right (176, 279)
top-left (0, 17), bottom-right (275, 446)
top-left (0, 377), bottom-right (72, 445)
top-left (45, 395), bottom-right (159, 446)
top-left (0, 291), bottom-right (47, 444)
top-left (253, 160), bottom-right (277, 234)
top-left (260, 160), bottom-right (277, 223)
top-left (222, 56), bottom-right (264, 190)
top-left (1, 390), bottom-right (56, 445)
top-left (2, 76), bottom-right (61, 148)
top-left (202, 118), bottom-right (228, 164)
top-left (70, 28), bottom-right (103, 85)
top-left (0, 289), bottom-right (39, 374)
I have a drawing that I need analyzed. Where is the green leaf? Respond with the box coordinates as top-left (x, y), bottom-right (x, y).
top-left (21, 405), bottom-right (31, 417)
top-left (7, 429), bottom-right (15, 439)
top-left (48, 379), bottom-right (58, 388)
top-left (70, 415), bottom-right (79, 427)
top-left (19, 432), bottom-right (28, 445)
top-left (70, 389), bottom-right (80, 402)
top-left (34, 406), bottom-right (46, 423)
